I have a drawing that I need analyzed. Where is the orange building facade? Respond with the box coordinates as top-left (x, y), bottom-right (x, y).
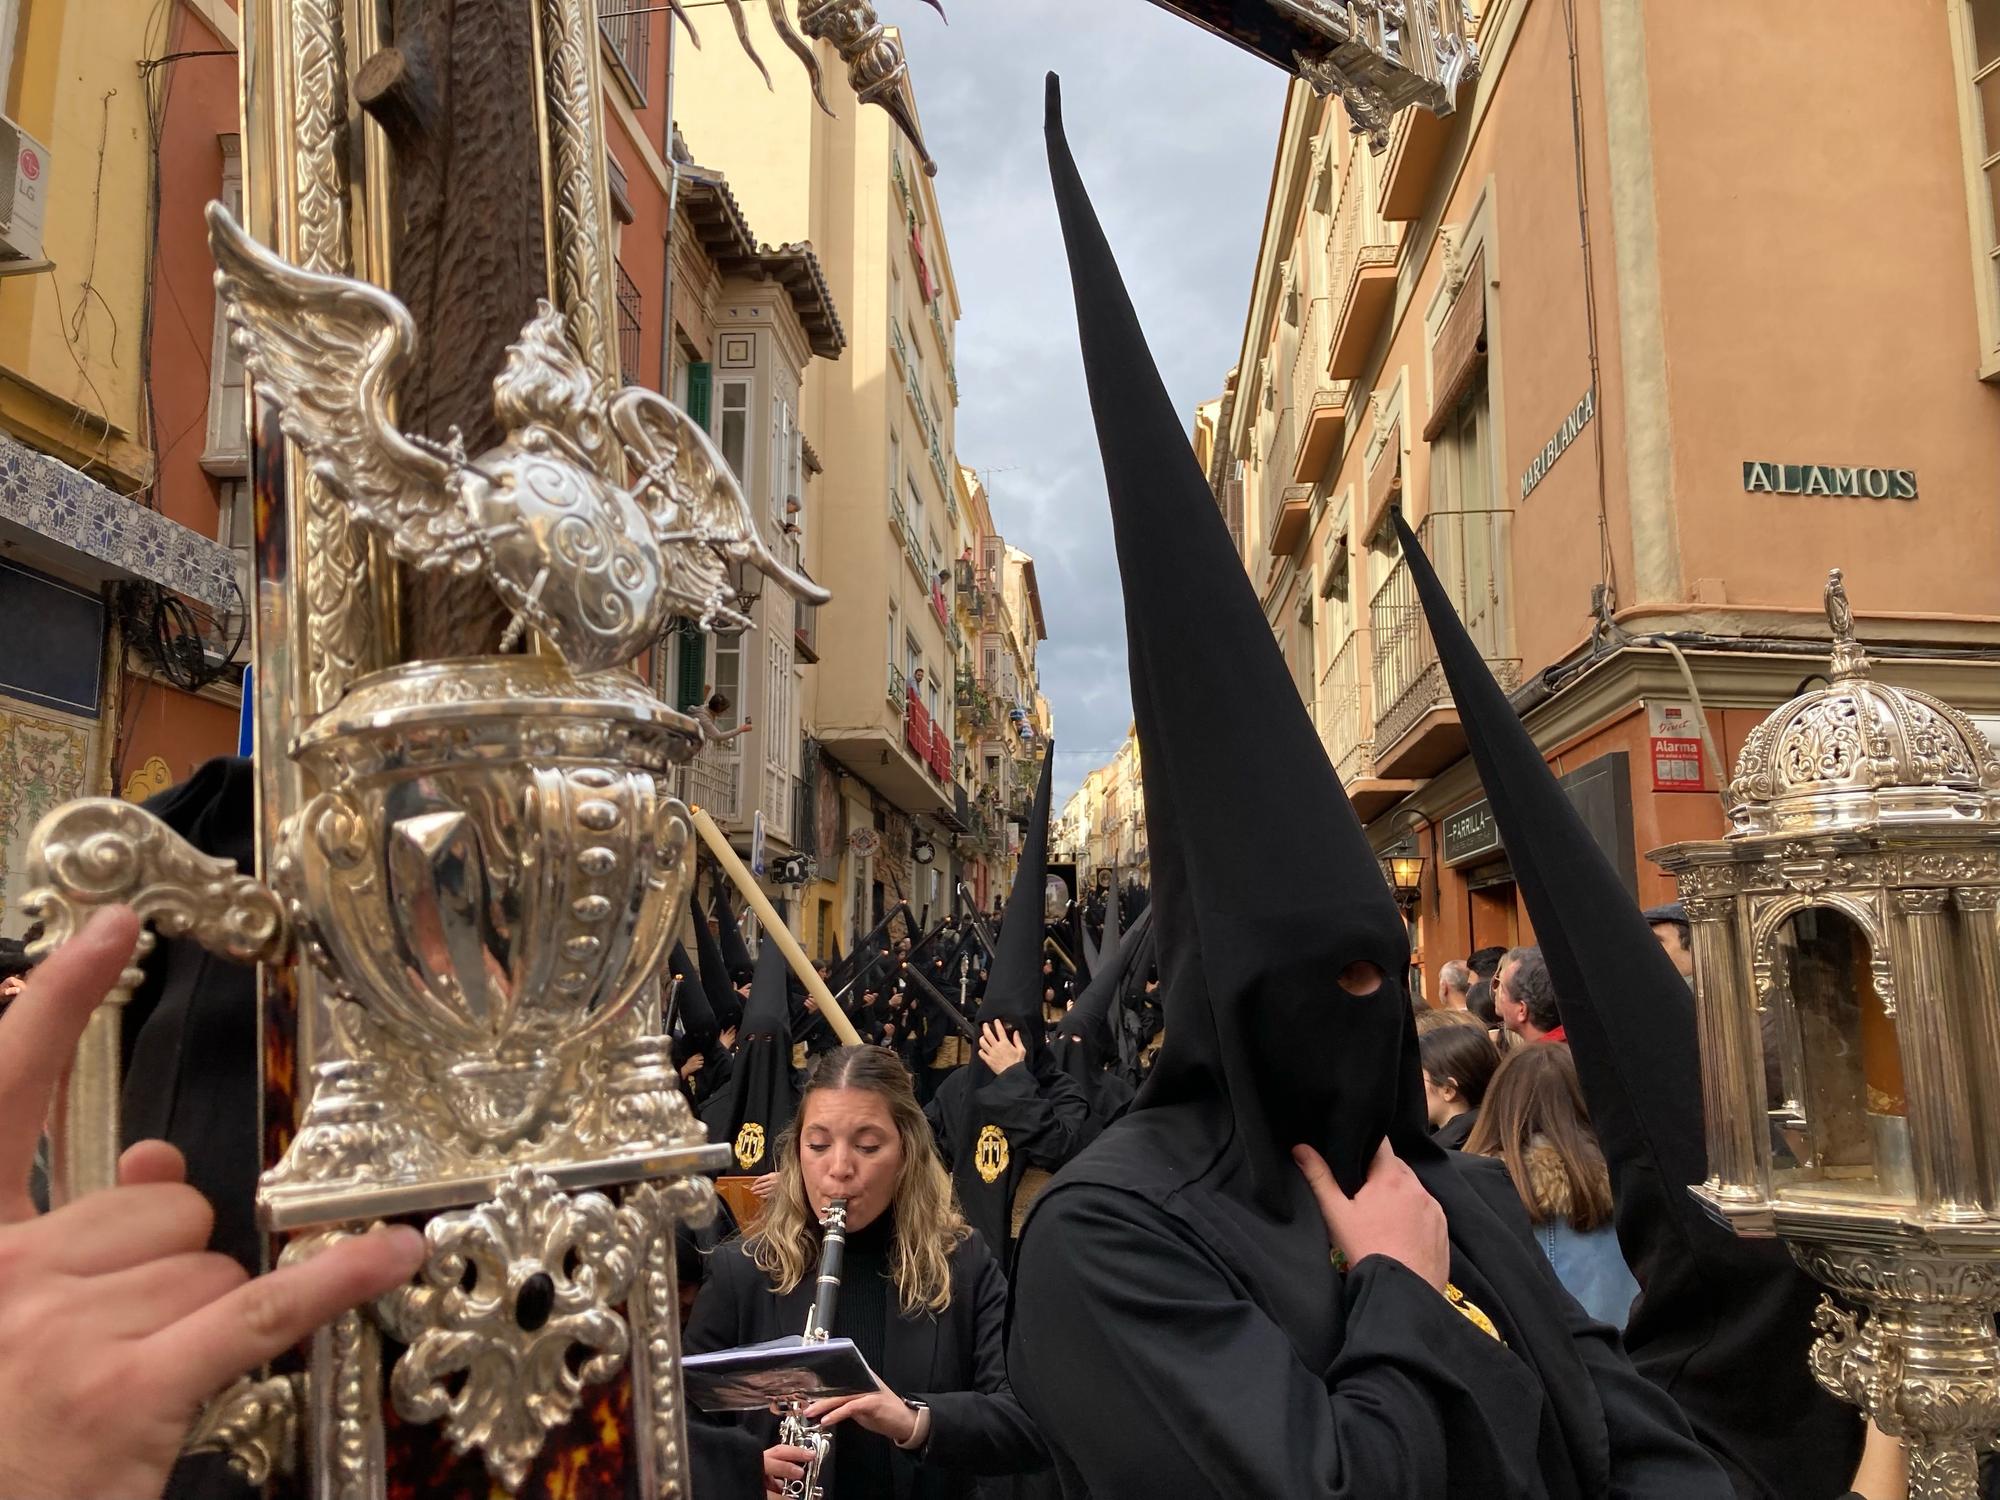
top-left (1213, 0), bottom-right (2000, 991)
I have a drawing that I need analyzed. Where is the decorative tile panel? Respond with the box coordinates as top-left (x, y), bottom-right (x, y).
top-left (0, 702), bottom-right (95, 936)
top-left (0, 431), bottom-right (240, 611)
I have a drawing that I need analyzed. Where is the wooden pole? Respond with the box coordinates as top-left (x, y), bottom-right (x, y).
top-left (689, 806), bottom-right (862, 1047)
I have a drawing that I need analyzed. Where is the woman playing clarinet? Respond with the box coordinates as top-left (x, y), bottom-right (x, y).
top-left (686, 1046), bottom-right (1047, 1498)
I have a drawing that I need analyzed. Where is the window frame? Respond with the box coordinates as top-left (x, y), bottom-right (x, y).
top-left (1949, 0), bottom-right (2000, 378)
top-left (717, 377), bottom-right (752, 484)
top-left (201, 136), bottom-right (249, 479)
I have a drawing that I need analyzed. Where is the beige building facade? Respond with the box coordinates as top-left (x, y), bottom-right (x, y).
top-left (952, 467), bottom-right (1050, 912)
top-left (1216, 0), bottom-right (2000, 992)
top-left (678, 19), bottom-right (975, 949)
top-left (1056, 728), bottom-right (1148, 893)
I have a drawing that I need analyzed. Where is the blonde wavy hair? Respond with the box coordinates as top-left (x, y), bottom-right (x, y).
top-left (745, 1046), bottom-right (969, 1316)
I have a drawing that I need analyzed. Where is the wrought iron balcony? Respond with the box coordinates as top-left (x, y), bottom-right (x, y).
top-left (1317, 630), bottom-right (1374, 785)
top-left (599, 4), bottom-right (652, 105)
top-left (1368, 509), bottom-right (1518, 766)
top-left (673, 745), bottom-right (739, 825)
top-left (614, 262), bottom-right (643, 387)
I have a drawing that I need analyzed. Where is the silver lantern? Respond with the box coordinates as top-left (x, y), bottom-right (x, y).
top-left (1652, 570), bottom-right (2000, 1499)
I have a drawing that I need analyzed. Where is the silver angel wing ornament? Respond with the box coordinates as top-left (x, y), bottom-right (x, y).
top-left (207, 204), bottom-right (488, 574)
top-left (610, 386), bottom-right (831, 633)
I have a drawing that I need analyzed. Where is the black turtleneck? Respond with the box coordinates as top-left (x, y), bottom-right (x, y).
top-left (830, 1212), bottom-right (896, 1500)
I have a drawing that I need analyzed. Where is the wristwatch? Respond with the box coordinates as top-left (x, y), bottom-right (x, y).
top-left (897, 1398), bottom-right (931, 1452)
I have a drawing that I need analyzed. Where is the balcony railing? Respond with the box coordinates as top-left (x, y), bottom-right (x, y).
top-left (1368, 509), bottom-right (1518, 753)
top-left (615, 262), bottom-right (643, 387)
top-left (1326, 144), bottom-right (1401, 380)
top-left (887, 662), bottom-right (907, 706)
top-left (600, 5), bottom-right (652, 104)
top-left (794, 593), bottom-right (819, 664)
top-left (675, 745), bottom-right (740, 824)
top-left (1318, 630), bottom-right (1373, 784)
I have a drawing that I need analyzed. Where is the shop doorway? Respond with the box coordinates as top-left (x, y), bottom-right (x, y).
top-left (1467, 865), bottom-right (1518, 954)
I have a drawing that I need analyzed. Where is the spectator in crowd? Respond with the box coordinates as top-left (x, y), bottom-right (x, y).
top-left (1436, 958), bottom-right (1472, 1010)
top-left (1467, 944), bottom-right (1506, 984)
top-left (1465, 977), bottom-right (1501, 1037)
top-left (1495, 945), bottom-right (1566, 1044)
top-left (693, 686), bottom-right (752, 746)
top-left (1466, 1043), bottom-right (1641, 1329)
top-left (1645, 902), bottom-right (1695, 985)
top-left (1417, 1019), bottom-right (1500, 1151)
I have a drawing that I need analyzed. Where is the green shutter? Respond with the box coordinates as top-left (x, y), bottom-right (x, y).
top-left (686, 361), bottom-right (712, 430)
top-left (675, 619), bottom-right (707, 712)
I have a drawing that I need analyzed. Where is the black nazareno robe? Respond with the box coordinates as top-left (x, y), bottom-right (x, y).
top-left (1011, 1098), bottom-right (1728, 1499)
top-left (925, 1055), bottom-right (1090, 1255)
top-left (1011, 77), bottom-right (1732, 1500)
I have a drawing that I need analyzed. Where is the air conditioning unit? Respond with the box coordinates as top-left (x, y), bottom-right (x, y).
top-left (0, 116), bottom-right (51, 272)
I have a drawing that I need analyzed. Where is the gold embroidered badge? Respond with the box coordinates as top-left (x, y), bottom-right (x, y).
top-left (974, 1124), bottom-right (1010, 1184)
top-left (1446, 1281), bottom-right (1503, 1342)
top-left (734, 1120), bottom-right (766, 1171)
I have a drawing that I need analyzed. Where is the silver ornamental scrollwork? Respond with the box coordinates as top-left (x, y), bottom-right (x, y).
top-left (183, 1373), bottom-right (306, 1485)
top-left (376, 1167), bottom-right (648, 1492)
top-left (23, 799), bottom-right (292, 990)
top-left (259, 657), bottom-right (721, 1228)
top-left (285, 759), bottom-right (682, 1152)
top-left (628, 1176), bottom-right (720, 1496)
top-left (1791, 1242), bottom-right (2000, 1500)
top-left (207, 207), bottom-right (826, 675)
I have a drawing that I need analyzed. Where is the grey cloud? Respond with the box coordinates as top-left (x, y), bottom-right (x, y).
top-left (901, 0), bottom-right (1283, 802)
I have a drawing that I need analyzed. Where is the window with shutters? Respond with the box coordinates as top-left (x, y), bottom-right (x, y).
top-left (718, 379), bottom-right (751, 481)
top-left (201, 137), bottom-right (249, 478)
top-left (0, 2), bottom-right (18, 117)
top-left (686, 362), bottom-right (712, 430)
top-left (216, 478), bottom-right (254, 630)
top-left (1951, 0), bottom-right (2000, 374)
top-left (1425, 372), bottom-right (1510, 664)
top-left (672, 619), bottom-right (708, 713)
top-left (764, 622), bottom-right (795, 839)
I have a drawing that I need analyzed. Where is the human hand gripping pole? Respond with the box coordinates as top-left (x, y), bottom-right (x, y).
top-left (0, 905), bottom-right (426, 1500)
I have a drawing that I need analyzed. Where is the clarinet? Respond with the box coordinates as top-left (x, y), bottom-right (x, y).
top-left (779, 1197), bottom-right (849, 1500)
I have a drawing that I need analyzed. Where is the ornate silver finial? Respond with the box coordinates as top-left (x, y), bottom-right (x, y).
top-left (1824, 567), bottom-right (1870, 681)
top-left (206, 204), bottom-right (827, 675)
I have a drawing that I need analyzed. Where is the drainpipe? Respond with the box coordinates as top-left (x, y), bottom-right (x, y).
top-left (658, 16), bottom-right (679, 399)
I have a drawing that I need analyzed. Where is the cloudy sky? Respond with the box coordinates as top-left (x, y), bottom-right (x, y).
top-left (896, 3), bottom-right (1286, 805)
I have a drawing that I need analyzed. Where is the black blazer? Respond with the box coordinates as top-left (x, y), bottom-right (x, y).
top-left (1433, 1109), bottom-right (1478, 1152)
top-left (685, 1230), bottom-right (1047, 1499)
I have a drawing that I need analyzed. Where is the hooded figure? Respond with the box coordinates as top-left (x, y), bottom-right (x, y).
top-left (1049, 905), bottom-right (1146, 1145)
top-left (711, 873), bottom-right (756, 983)
top-left (669, 941), bottom-right (730, 1112)
top-left (1006, 79), bottom-right (1729, 1500)
top-left (701, 926), bottom-right (796, 1176)
top-left (925, 746), bottom-right (1090, 1255)
top-left (689, 880), bottom-right (743, 1037)
top-left (1392, 513), bottom-right (1862, 1499)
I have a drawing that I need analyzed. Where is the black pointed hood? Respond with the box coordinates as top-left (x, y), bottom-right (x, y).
top-left (692, 888), bottom-right (743, 1032)
top-left (1047, 76), bottom-right (1423, 1208)
top-left (1056, 906), bottom-right (1153, 1083)
top-left (1393, 510), bottom-right (1859, 1498)
top-left (977, 746), bottom-right (1056, 1076)
top-left (671, 940), bottom-right (719, 1043)
top-left (711, 872), bottom-right (755, 978)
top-left (707, 917), bottom-right (797, 1176)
